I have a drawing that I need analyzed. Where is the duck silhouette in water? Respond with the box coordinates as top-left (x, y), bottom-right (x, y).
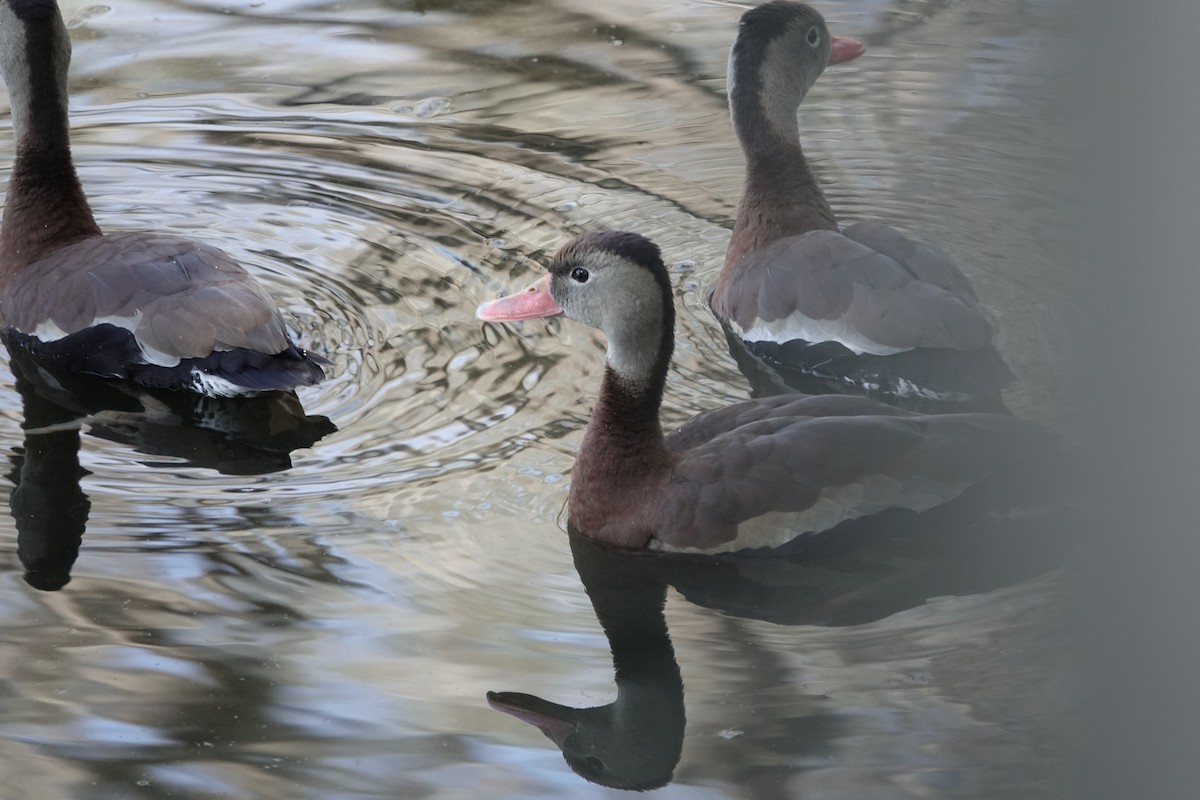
top-left (5, 345), bottom-right (335, 590)
top-left (488, 514), bottom-right (1072, 791)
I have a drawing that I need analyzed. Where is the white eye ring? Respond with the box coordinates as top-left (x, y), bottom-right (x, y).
top-left (807, 27), bottom-right (820, 47)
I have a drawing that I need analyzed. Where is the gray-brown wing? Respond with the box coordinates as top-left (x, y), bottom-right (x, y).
top-left (0, 232), bottom-right (290, 361)
top-left (665, 393), bottom-right (914, 453)
top-left (714, 228), bottom-right (994, 353)
top-left (655, 410), bottom-right (1041, 551)
top-left (842, 221), bottom-right (979, 299)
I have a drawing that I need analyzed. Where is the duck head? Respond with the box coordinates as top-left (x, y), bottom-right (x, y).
top-left (478, 231), bottom-right (675, 390)
top-left (728, 2), bottom-right (864, 148)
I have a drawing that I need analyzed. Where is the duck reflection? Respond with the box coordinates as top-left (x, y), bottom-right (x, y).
top-left (489, 514), bottom-right (1071, 791)
top-left (5, 345), bottom-right (335, 591)
top-left (490, 529), bottom-right (684, 791)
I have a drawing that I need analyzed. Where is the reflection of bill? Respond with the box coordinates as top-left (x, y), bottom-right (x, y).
top-left (5, 345), bottom-right (335, 591)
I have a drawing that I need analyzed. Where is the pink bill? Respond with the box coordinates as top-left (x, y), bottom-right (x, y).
top-left (476, 273), bottom-right (565, 322)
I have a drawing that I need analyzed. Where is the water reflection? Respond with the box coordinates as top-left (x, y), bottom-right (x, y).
top-left (489, 531), bottom-right (682, 791)
top-left (490, 516), bottom-right (1072, 791)
top-left (5, 345), bottom-right (334, 590)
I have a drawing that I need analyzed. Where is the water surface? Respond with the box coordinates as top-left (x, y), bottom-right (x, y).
top-left (0, 1), bottom-right (1073, 797)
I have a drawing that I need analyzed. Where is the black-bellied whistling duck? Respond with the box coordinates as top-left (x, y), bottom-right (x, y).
top-left (711, 1), bottom-right (1013, 407)
top-left (478, 231), bottom-right (1045, 553)
top-left (0, 0), bottom-right (325, 396)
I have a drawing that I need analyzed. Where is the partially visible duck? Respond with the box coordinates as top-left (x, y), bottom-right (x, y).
top-left (477, 231), bottom-right (1045, 553)
top-left (711, 1), bottom-right (1013, 407)
top-left (0, 0), bottom-right (325, 396)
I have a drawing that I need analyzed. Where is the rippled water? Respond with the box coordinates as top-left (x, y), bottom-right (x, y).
top-left (0, 1), bottom-right (1074, 797)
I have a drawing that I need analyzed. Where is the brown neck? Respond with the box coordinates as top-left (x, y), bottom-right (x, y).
top-left (722, 52), bottom-right (838, 276)
top-left (569, 345), bottom-right (674, 549)
top-left (2, 144), bottom-right (101, 273)
top-left (1, 12), bottom-right (100, 275)
top-left (722, 129), bottom-right (838, 277)
top-left (576, 366), bottom-right (672, 487)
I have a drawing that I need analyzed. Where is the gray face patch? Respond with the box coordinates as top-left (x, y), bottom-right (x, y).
top-left (551, 249), bottom-right (665, 385)
top-left (0, 0), bottom-right (72, 145)
top-left (755, 27), bottom-right (829, 141)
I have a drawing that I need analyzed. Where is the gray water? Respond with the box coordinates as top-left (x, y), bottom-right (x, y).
top-left (0, 1), bottom-right (1075, 797)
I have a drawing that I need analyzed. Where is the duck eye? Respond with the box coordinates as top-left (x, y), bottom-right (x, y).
top-left (807, 27), bottom-right (820, 46)
top-left (570, 267), bottom-right (590, 283)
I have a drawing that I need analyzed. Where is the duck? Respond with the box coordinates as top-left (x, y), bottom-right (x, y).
top-left (711, 1), bottom-right (1013, 408)
top-left (477, 230), bottom-right (1048, 553)
top-left (0, 0), bottom-right (325, 396)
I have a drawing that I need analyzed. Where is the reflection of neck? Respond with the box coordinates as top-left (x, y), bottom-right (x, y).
top-left (10, 372), bottom-right (90, 591)
top-left (590, 557), bottom-right (681, 696)
top-left (571, 530), bottom-right (685, 747)
top-left (604, 602), bottom-right (684, 762)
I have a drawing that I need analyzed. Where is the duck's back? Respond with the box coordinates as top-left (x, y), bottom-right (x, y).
top-left (712, 223), bottom-right (1014, 408)
top-left (655, 394), bottom-right (1044, 553)
top-left (0, 232), bottom-right (324, 395)
top-left (713, 225), bottom-right (995, 356)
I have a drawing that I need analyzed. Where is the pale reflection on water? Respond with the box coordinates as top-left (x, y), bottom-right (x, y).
top-left (0, 0), bottom-right (1071, 797)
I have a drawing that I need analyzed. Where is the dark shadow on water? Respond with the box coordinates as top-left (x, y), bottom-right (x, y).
top-left (489, 506), bottom-right (1076, 791)
top-left (4, 345), bottom-right (336, 591)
